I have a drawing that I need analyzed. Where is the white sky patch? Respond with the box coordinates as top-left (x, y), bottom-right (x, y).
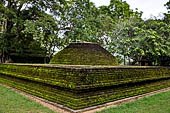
top-left (90, 0), bottom-right (110, 7)
top-left (90, 0), bottom-right (169, 19)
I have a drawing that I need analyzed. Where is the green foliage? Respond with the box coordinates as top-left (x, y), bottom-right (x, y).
top-left (50, 43), bottom-right (118, 66)
top-left (106, 16), bottom-right (170, 65)
top-left (108, 0), bottom-right (142, 19)
top-left (144, 19), bottom-right (170, 56)
top-left (59, 0), bottom-right (104, 45)
top-left (23, 13), bottom-right (61, 58)
top-left (164, 1), bottom-right (170, 25)
top-left (0, 0), bottom-right (169, 65)
top-left (0, 0), bottom-right (64, 62)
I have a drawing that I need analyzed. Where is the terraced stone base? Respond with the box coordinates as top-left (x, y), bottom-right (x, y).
top-left (1, 73), bottom-right (170, 110)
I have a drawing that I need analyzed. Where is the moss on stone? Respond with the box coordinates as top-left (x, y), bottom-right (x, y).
top-left (0, 64), bottom-right (170, 90)
top-left (0, 63), bottom-right (170, 110)
top-left (1, 73), bottom-right (170, 110)
top-left (50, 43), bottom-right (118, 66)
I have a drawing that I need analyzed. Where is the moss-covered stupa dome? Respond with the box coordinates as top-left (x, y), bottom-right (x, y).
top-left (50, 42), bottom-right (118, 66)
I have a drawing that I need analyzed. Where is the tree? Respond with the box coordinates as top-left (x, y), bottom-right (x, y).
top-left (23, 13), bottom-right (61, 61)
top-left (107, 17), bottom-right (170, 66)
top-left (99, 0), bottom-right (170, 66)
top-left (0, 0), bottom-right (64, 63)
top-left (98, 0), bottom-right (143, 65)
top-left (106, 17), bottom-right (141, 65)
top-left (57, 0), bottom-right (105, 46)
top-left (164, 0), bottom-right (170, 24)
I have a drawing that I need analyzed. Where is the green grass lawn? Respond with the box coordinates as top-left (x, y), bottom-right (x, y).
top-left (97, 90), bottom-right (170, 113)
top-left (0, 84), bottom-right (56, 113)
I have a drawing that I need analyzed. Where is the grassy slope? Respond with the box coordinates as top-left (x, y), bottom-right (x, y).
top-left (0, 85), bottom-right (56, 113)
top-left (97, 90), bottom-right (170, 113)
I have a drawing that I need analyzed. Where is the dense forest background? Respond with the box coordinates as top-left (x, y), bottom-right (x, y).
top-left (0, 0), bottom-right (170, 65)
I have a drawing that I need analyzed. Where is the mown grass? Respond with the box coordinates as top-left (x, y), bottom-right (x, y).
top-left (97, 90), bottom-right (170, 113)
top-left (0, 84), bottom-right (56, 113)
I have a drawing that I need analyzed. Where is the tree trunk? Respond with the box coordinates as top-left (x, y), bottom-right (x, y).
top-left (0, 54), bottom-right (2, 63)
top-left (128, 56), bottom-right (131, 65)
top-left (0, 51), bottom-right (11, 63)
top-left (124, 55), bottom-right (126, 65)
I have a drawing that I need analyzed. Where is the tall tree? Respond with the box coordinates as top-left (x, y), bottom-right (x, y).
top-left (98, 0), bottom-right (142, 64)
top-left (0, 0), bottom-right (63, 63)
top-left (57, 0), bottom-right (105, 45)
top-left (107, 17), bottom-right (170, 65)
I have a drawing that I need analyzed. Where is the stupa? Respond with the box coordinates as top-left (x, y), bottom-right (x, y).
top-left (50, 42), bottom-right (118, 66)
top-left (0, 42), bottom-right (170, 112)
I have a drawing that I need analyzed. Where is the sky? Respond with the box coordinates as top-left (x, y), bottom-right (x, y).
top-left (90, 0), bottom-right (169, 19)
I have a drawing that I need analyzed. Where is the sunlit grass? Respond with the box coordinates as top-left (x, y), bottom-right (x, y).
top-left (0, 85), bottom-right (56, 113)
top-left (97, 90), bottom-right (170, 113)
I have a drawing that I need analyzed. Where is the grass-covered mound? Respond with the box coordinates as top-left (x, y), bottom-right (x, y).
top-left (50, 42), bottom-right (118, 66)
